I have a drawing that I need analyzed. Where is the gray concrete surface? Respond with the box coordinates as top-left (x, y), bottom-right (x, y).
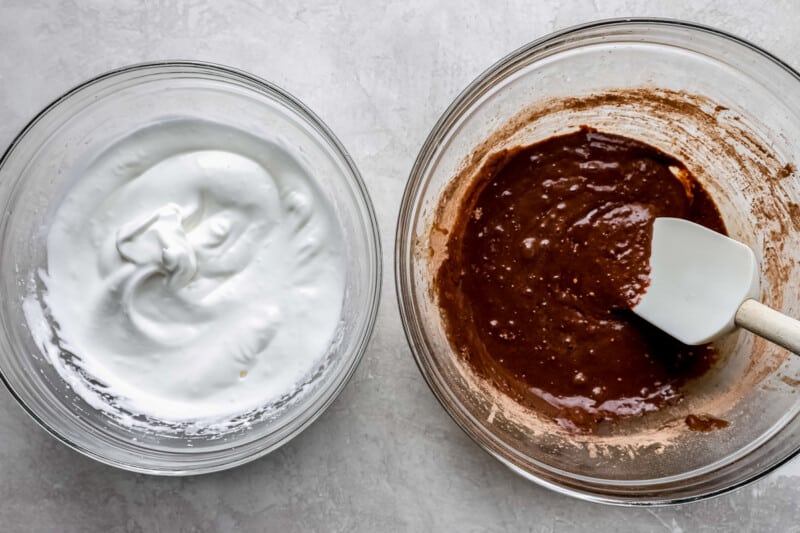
top-left (1, 1), bottom-right (800, 531)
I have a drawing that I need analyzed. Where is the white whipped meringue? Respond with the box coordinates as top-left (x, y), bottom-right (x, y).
top-left (28, 119), bottom-right (346, 422)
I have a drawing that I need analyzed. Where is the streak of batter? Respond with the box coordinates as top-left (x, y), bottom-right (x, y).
top-left (436, 128), bottom-right (726, 431)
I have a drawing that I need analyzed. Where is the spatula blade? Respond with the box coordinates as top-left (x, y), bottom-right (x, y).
top-left (633, 217), bottom-right (759, 345)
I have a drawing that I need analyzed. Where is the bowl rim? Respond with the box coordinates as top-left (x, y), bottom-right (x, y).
top-left (395, 17), bottom-right (800, 506)
top-left (0, 60), bottom-right (382, 475)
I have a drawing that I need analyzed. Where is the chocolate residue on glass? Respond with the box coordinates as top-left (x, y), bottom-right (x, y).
top-left (435, 127), bottom-right (727, 431)
top-left (685, 414), bottom-right (730, 432)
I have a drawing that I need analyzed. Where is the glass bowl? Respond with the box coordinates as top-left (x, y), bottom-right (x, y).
top-left (396, 19), bottom-right (800, 505)
top-left (0, 61), bottom-right (381, 474)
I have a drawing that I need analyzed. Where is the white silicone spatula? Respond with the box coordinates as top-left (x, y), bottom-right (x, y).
top-left (633, 217), bottom-right (800, 353)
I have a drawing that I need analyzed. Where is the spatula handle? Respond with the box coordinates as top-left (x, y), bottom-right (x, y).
top-left (735, 299), bottom-right (800, 355)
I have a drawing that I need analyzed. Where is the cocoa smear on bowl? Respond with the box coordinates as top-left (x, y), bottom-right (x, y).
top-left (424, 88), bottom-right (794, 459)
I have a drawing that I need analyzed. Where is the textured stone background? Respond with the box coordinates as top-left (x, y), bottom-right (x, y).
top-left (1, 1), bottom-right (800, 531)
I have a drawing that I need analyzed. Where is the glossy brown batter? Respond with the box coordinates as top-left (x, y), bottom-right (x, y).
top-left (436, 128), bottom-right (727, 431)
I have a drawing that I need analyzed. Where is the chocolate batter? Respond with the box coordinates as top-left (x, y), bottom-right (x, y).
top-left (436, 128), bottom-right (726, 431)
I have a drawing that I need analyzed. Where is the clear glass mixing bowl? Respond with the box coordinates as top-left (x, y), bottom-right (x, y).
top-left (396, 19), bottom-right (800, 504)
top-left (0, 61), bottom-right (381, 474)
